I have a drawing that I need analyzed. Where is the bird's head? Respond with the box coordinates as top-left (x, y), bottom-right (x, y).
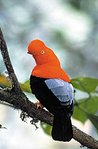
top-left (28, 39), bottom-right (60, 66)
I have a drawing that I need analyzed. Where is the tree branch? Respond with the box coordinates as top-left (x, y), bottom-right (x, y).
top-left (0, 28), bottom-right (22, 93)
top-left (0, 28), bottom-right (98, 149)
top-left (0, 89), bottom-right (98, 149)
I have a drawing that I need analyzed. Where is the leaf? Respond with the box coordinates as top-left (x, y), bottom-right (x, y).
top-left (80, 96), bottom-right (98, 114)
top-left (73, 96), bottom-right (98, 123)
top-left (20, 80), bottom-right (31, 93)
top-left (86, 113), bottom-right (98, 131)
top-left (0, 74), bottom-right (11, 88)
top-left (72, 106), bottom-right (87, 123)
top-left (40, 122), bottom-right (52, 136)
top-left (0, 74), bottom-right (31, 93)
top-left (71, 77), bottom-right (98, 93)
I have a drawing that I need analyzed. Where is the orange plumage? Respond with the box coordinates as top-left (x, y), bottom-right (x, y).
top-left (28, 39), bottom-right (70, 82)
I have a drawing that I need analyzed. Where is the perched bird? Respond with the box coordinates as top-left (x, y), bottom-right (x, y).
top-left (28, 39), bottom-right (74, 141)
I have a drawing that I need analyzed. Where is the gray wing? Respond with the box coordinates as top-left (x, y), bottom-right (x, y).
top-left (45, 79), bottom-right (74, 105)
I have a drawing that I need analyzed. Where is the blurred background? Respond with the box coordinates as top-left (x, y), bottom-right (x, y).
top-left (0, 0), bottom-right (98, 149)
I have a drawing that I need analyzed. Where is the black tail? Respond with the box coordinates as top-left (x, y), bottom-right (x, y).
top-left (52, 113), bottom-right (73, 141)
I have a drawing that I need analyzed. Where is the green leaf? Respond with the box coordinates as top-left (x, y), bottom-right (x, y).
top-left (20, 80), bottom-right (31, 93)
top-left (0, 74), bottom-right (31, 93)
top-left (40, 122), bottom-right (52, 136)
top-left (73, 96), bottom-right (98, 123)
top-left (86, 113), bottom-right (98, 131)
top-left (72, 106), bottom-right (87, 123)
top-left (0, 74), bottom-right (11, 88)
top-left (71, 77), bottom-right (98, 93)
top-left (80, 96), bottom-right (98, 114)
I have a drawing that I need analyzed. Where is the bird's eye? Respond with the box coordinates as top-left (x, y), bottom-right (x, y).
top-left (41, 50), bottom-right (45, 54)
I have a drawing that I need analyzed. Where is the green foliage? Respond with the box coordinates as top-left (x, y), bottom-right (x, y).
top-left (0, 74), bottom-right (31, 92)
top-left (69, 0), bottom-right (81, 10)
top-left (40, 122), bottom-right (52, 136)
top-left (71, 77), bottom-right (98, 133)
top-left (0, 74), bottom-right (98, 135)
top-left (20, 80), bottom-right (31, 93)
top-left (73, 104), bottom-right (87, 123)
top-left (0, 74), bottom-right (11, 88)
top-left (73, 96), bottom-right (98, 123)
top-left (86, 113), bottom-right (98, 132)
top-left (71, 77), bottom-right (98, 93)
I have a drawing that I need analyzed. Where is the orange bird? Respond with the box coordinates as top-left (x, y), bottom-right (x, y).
top-left (28, 39), bottom-right (74, 141)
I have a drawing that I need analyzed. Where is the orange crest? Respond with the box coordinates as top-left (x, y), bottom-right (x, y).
top-left (28, 39), bottom-right (70, 82)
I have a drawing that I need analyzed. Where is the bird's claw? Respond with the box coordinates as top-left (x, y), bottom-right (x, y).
top-left (35, 101), bottom-right (43, 109)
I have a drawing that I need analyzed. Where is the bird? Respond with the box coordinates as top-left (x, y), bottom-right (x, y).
top-left (28, 39), bottom-right (74, 142)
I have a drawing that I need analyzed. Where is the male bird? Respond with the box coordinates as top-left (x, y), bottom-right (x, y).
top-left (28, 39), bottom-right (74, 141)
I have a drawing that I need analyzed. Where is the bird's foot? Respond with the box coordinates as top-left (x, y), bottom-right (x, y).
top-left (35, 101), bottom-right (44, 109)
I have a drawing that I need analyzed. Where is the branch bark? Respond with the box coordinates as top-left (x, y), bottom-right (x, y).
top-left (0, 28), bottom-right (22, 93)
top-left (0, 28), bottom-right (98, 149)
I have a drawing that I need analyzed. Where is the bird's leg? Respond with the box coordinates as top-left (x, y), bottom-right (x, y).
top-left (35, 101), bottom-right (44, 109)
